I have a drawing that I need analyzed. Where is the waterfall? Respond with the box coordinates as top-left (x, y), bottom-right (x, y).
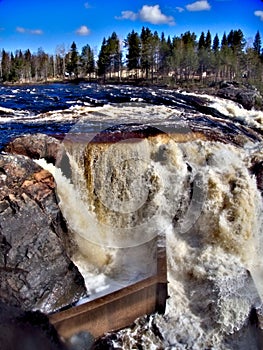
top-left (35, 102), bottom-right (262, 348)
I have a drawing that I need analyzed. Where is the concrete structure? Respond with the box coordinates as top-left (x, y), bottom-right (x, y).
top-left (49, 242), bottom-right (168, 340)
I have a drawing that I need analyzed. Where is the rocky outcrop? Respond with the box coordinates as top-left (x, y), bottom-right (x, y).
top-left (250, 159), bottom-right (263, 195)
top-left (215, 81), bottom-right (263, 110)
top-left (4, 133), bottom-right (64, 164)
top-left (0, 153), bottom-right (87, 314)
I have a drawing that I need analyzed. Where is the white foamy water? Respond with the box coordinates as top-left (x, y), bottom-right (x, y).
top-left (182, 91), bottom-right (263, 130)
top-left (34, 101), bottom-right (263, 349)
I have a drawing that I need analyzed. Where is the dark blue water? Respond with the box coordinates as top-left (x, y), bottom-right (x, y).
top-left (0, 83), bottom-right (207, 113)
top-left (0, 82), bottom-right (262, 150)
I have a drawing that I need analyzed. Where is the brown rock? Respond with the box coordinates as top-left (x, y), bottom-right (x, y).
top-left (4, 133), bottom-right (62, 164)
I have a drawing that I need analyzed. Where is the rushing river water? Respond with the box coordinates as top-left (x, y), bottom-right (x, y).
top-left (1, 83), bottom-right (263, 349)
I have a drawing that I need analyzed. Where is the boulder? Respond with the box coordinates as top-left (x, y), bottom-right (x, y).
top-left (216, 81), bottom-right (263, 110)
top-left (4, 132), bottom-right (72, 179)
top-left (0, 153), bottom-right (87, 314)
top-left (4, 133), bottom-right (66, 164)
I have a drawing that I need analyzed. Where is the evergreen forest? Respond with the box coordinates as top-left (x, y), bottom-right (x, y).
top-left (1, 27), bottom-right (263, 91)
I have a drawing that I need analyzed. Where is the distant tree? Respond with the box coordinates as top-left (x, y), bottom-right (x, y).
top-left (205, 30), bottom-right (212, 50)
top-left (66, 42), bottom-right (79, 78)
top-left (9, 53), bottom-right (16, 81)
top-left (15, 50), bottom-right (25, 81)
top-left (231, 29), bottom-right (245, 53)
top-left (221, 33), bottom-right (228, 48)
top-left (230, 29), bottom-right (246, 79)
top-left (97, 37), bottom-right (109, 79)
top-left (1, 50), bottom-right (11, 81)
top-left (220, 32), bottom-right (234, 79)
top-left (198, 32), bottom-right (206, 50)
top-left (55, 44), bottom-right (66, 78)
top-left (140, 27), bottom-right (153, 79)
top-left (170, 36), bottom-right (184, 81)
top-left (212, 34), bottom-right (220, 80)
top-left (212, 34), bottom-right (220, 52)
top-left (80, 44), bottom-right (95, 78)
top-left (24, 49), bottom-right (32, 81)
top-left (35, 47), bottom-right (49, 81)
top-left (227, 30), bottom-right (234, 48)
top-left (198, 32), bottom-right (206, 80)
top-left (158, 32), bottom-right (172, 77)
top-left (198, 31), bottom-right (213, 80)
top-left (97, 33), bottom-right (121, 81)
top-left (150, 31), bottom-right (160, 82)
top-left (181, 31), bottom-right (198, 80)
top-left (48, 55), bottom-right (56, 78)
top-left (107, 32), bottom-right (122, 79)
top-left (253, 30), bottom-right (262, 56)
top-left (126, 30), bottom-right (141, 76)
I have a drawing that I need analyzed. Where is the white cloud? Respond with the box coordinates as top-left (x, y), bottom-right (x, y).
top-left (139, 5), bottom-right (175, 25)
top-left (117, 10), bottom-right (138, 21)
top-left (16, 27), bottom-right (43, 35)
top-left (176, 7), bottom-right (185, 13)
top-left (16, 27), bottom-right (26, 33)
top-left (255, 10), bottom-right (263, 21)
top-left (30, 29), bottom-right (43, 35)
top-left (75, 25), bottom-right (91, 36)
top-left (186, 0), bottom-right (211, 11)
top-left (116, 5), bottom-right (175, 25)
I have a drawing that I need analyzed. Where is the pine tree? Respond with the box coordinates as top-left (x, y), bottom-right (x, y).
top-left (97, 33), bottom-right (121, 80)
top-left (221, 33), bottom-right (228, 48)
top-left (66, 42), bottom-right (79, 78)
top-left (140, 27), bottom-right (153, 79)
top-left (181, 32), bottom-right (198, 80)
top-left (1, 50), bottom-right (11, 81)
top-left (158, 32), bottom-right (172, 77)
top-left (126, 30), bottom-right (141, 74)
top-left (253, 30), bottom-right (262, 56)
top-left (97, 37), bottom-right (109, 79)
top-left (212, 34), bottom-right (220, 80)
top-left (205, 30), bottom-right (212, 50)
top-left (220, 32), bottom-right (233, 79)
top-left (212, 34), bottom-right (220, 52)
top-left (80, 44), bottom-right (95, 78)
top-left (107, 32), bottom-right (122, 79)
top-left (198, 32), bottom-right (206, 50)
top-left (24, 49), bottom-right (32, 81)
top-left (170, 36), bottom-right (183, 81)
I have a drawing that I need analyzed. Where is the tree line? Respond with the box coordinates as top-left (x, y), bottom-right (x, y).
top-left (1, 28), bottom-right (263, 89)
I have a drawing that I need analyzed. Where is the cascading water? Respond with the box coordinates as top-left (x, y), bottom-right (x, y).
top-left (35, 100), bottom-right (263, 349)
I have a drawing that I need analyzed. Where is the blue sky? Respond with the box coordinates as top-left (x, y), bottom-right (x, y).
top-left (0, 0), bottom-right (263, 56)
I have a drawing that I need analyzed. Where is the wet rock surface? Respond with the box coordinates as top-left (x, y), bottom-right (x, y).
top-left (215, 81), bottom-right (263, 110)
top-left (4, 133), bottom-right (66, 164)
top-left (0, 152), bottom-right (87, 313)
top-left (250, 160), bottom-right (263, 195)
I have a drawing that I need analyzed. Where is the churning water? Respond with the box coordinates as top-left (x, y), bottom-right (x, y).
top-left (1, 83), bottom-right (263, 349)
